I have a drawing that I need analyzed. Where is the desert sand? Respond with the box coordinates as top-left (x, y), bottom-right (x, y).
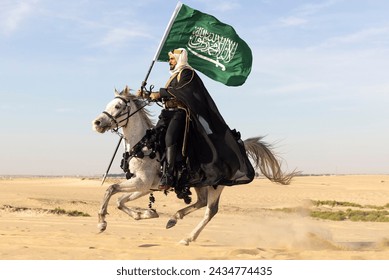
top-left (1, 175), bottom-right (389, 260)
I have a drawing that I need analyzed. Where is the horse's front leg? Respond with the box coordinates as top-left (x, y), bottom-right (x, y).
top-left (97, 183), bottom-right (137, 233)
top-left (97, 184), bottom-right (124, 232)
top-left (180, 186), bottom-right (225, 246)
top-left (117, 191), bottom-right (159, 220)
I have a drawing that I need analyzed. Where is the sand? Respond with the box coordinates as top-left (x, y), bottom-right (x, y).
top-left (1, 175), bottom-right (389, 260)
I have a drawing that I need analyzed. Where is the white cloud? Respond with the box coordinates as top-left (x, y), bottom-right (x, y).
top-left (274, 0), bottom-right (338, 29)
top-left (251, 43), bottom-right (389, 105)
top-left (213, 2), bottom-right (240, 12)
top-left (279, 16), bottom-right (308, 27)
top-left (55, 108), bottom-right (74, 113)
top-left (0, 0), bottom-right (39, 35)
top-left (98, 27), bottom-right (151, 47)
top-left (200, 0), bottom-right (240, 13)
top-left (265, 82), bottom-right (326, 95)
top-left (293, 0), bottom-right (339, 16)
top-left (312, 26), bottom-right (389, 49)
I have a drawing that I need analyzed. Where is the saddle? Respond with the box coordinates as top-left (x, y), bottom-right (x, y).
top-left (120, 127), bottom-right (193, 204)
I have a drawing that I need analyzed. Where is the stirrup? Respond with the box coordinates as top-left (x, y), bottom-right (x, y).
top-left (159, 173), bottom-right (174, 191)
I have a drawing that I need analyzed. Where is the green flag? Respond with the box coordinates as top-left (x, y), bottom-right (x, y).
top-left (156, 3), bottom-right (252, 86)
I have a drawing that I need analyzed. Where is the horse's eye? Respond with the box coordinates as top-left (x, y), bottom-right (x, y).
top-left (115, 105), bottom-right (121, 109)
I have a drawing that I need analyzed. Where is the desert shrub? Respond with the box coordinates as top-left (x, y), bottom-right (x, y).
top-left (312, 200), bottom-right (362, 208)
top-left (310, 210), bottom-right (347, 221)
top-left (51, 207), bottom-right (90, 217)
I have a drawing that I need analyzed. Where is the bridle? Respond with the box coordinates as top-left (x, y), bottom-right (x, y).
top-left (102, 96), bottom-right (149, 133)
top-left (102, 96), bottom-right (131, 132)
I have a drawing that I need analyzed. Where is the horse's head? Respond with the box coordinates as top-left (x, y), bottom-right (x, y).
top-left (92, 86), bottom-right (133, 133)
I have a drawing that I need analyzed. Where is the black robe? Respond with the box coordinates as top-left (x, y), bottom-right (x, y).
top-left (165, 68), bottom-right (255, 187)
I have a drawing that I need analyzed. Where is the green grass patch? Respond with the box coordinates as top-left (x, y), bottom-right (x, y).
top-left (50, 207), bottom-right (90, 217)
top-left (310, 209), bottom-right (389, 222)
top-left (347, 209), bottom-right (389, 222)
top-left (274, 200), bottom-right (389, 222)
top-left (311, 210), bottom-right (347, 221)
top-left (312, 200), bottom-right (389, 210)
top-left (312, 200), bottom-right (363, 208)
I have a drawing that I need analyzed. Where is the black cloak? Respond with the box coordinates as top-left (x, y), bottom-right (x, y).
top-left (164, 68), bottom-right (255, 187)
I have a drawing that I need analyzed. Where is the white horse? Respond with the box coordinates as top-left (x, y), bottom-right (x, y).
top-left (92, 86), bottom-right (297, 245)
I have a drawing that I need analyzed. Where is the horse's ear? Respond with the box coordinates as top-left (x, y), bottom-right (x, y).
top-left (124, 85), bottom-right (130, 95)
top-left (114, 88), bottom-right (119, 96)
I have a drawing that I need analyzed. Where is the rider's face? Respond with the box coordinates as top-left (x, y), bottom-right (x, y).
top-left (169, 55), bottom-right (177, 70)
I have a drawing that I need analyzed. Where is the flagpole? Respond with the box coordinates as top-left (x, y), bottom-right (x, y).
top-left (101, 136), bottom-right (123, 186)
top-left (141, 1), bottom-right (183, 89)
top-left (153, 1), bottom-right (183, 61)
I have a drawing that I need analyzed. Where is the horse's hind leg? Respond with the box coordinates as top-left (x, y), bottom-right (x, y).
top-left (180, 186), bottom-right (224, 246)
top-left (166, 187), bottom-right (208, 229)
top-left (117, 191), bottom-right (159, 220)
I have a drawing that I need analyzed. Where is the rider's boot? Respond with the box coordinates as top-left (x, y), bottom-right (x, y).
top-left (159, 144), bottom-right (177, 191)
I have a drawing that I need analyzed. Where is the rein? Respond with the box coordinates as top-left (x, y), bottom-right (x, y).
top-left (100, 96), bottom-right (150, 186)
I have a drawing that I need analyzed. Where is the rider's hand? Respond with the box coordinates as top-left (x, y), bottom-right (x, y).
top-left (150, 92), bottom-right (160, 100)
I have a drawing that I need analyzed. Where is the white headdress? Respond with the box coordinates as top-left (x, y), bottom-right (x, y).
top-left (168, 48), bottom-right (193, 75)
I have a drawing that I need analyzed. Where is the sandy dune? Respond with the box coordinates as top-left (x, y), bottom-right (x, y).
top-left (1, 175), bottom-right (389, 260)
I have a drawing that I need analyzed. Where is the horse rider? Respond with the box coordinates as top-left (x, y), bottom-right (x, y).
top-left (138, 47), bottom-right (255, 191)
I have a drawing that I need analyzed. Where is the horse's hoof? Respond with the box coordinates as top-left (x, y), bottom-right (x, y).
top-left (139, 209), bottom-right (159, 219)
top-left (97, 221), bottom-right (107, 233)
top-left (166, 219), bottom-right (177, 229)
top-left (179, 239), bottom-right (190, 246)
top-left (148, 209), bottom-right (159, 218)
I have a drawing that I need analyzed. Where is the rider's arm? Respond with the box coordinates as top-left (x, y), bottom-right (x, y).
top-left (149, 91), bottom-right (161, 100)
top-left (149, 88), bottom-right (172, 100)
top-left (150, 88), bottom-right (171, 100)
top-left (159, 87), bottom-right (171, 98)
top-left (136, 89), bottom-right (161, 100)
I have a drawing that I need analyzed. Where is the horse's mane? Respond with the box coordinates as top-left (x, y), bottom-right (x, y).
top-left (120, 87), bottom-right (155, 127)
top-left (127, 92), bottom-right (155, 128)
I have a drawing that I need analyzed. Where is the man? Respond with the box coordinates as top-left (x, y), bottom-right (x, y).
top-left (138, 48), bottom-right (254, 191)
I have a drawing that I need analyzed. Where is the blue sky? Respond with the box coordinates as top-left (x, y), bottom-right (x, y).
top-left (1, 0), bottom-right (388, 176)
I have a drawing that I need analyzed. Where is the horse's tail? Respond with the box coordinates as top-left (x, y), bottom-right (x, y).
top-left (244, 137), bottom-right (300, 185)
